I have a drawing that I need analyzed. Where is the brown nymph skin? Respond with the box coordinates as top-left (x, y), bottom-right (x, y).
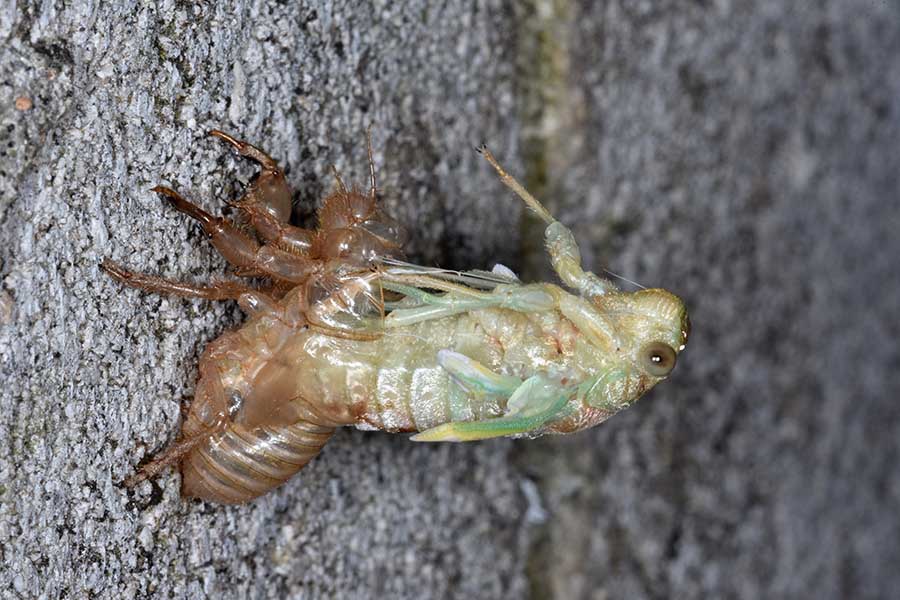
top-left (104, 131), bottom-right (408, 502)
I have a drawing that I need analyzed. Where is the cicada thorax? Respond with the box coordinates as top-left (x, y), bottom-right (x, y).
top-left (275, 187), bottom-right (406, 337)
top-left (173, 183), bottom-right (411, 503)
top-left (311, 187), bottom-right (407, 266)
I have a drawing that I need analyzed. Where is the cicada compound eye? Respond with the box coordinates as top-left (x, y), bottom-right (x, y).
top-left (640, 341), bottom-right (677, 377)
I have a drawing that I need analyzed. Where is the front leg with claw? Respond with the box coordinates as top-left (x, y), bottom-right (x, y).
top-left (209, 130), bottom-right (317, 255)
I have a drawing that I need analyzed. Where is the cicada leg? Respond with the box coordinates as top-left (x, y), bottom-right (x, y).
top-left (100, 259), bottom-right (255, 300)
top-left (209, 130), bottom-right (316, 255)
top-left (122, 422), bottom-right (223, 488)
top-left (436, 350), bottom-right (521, 396)
top-left (151, 186), bottom-right (319, 283)
top-left (380, 277), bottom-right (555, 327)
top-left (477, 146), bottom-right (616, 297)
top-left (411, 375), bottom-right (572, 442)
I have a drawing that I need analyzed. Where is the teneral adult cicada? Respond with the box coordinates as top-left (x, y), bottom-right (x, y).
top-left (103, 130), bottom-right (689, 504)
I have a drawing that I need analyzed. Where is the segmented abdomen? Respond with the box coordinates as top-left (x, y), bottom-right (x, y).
top-left (181, 420), bottom-right (333, 504)
top-left (177, 313), bottom-right (337, 503)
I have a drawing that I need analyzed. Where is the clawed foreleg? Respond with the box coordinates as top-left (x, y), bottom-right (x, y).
top-left (210, 130), bottom-right (316, 255)
top-left (152, 186), bottom-right (319, 283)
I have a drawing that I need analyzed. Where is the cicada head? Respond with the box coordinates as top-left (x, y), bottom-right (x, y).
top-left (596, 288), bottom-right (690, 377)
top-left (563, 288), bottom-right (689, 422)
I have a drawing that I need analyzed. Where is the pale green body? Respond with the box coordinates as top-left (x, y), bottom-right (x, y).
top-left (300, 298), bottom-right (606, 434)
top-left (226, 281), bottom-right (686, 442)
top-left (218, 145), bottom-right (690, 445)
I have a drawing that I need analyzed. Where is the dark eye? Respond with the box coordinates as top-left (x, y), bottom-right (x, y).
top-left (640, 342), bottom-right (677, 377)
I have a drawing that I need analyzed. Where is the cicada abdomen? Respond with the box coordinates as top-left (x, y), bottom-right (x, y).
top-left (179, 421), bottom-right (334, 503)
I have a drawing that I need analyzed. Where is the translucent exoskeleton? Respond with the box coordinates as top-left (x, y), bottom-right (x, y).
top-left (103, 130), bottom-right (690, 504)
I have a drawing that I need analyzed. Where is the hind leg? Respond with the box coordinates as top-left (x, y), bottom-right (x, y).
top-left (101, 259), bottom-right (255, 300)
top-left (123, 417), bottom-right (226, 488)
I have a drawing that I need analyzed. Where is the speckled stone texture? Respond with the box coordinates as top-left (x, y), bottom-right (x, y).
top-left (1, 1), bottom-right (898, 599)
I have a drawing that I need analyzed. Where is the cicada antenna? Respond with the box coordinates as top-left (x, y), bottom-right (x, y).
top-left (366, 125), bottom-right (377, 200)
top-left (330, 164), bottom-right (348, 194)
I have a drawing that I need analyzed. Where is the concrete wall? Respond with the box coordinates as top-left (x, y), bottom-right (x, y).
top-left (1, 1), bottom-right (897, 598)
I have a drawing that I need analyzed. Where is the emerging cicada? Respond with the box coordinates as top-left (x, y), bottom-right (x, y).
top-left (103, 130), bottom-right (689, 504)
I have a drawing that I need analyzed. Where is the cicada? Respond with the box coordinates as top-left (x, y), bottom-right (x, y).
top-left (103, 130), bottom-right (689, 504)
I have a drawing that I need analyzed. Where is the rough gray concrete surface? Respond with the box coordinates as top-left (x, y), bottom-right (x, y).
top-left (1, 1), bottom-right (898, 599)
top-left (515, 2), bottom-right (900, 599)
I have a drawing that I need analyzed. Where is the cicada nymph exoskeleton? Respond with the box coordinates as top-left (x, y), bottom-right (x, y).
top-left (104, 130), bottom-right (404, 502)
